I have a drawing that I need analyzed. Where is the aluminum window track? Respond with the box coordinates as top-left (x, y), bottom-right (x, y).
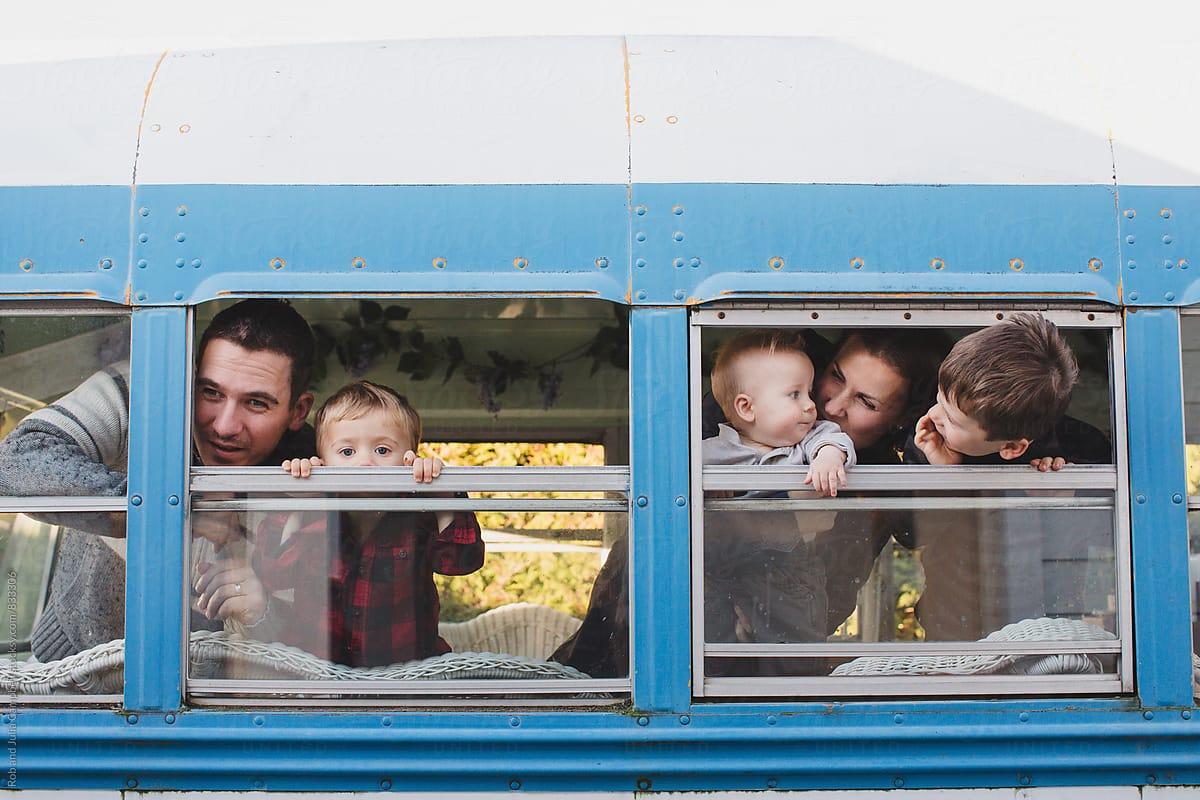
top-left (193, 497), bottom-right (627, 512)
top-left (705, 640), bottom-right (1123, 658)
top-left (190, 466), bottom-right (630, 494)
top-left (702, 464), bottom-right (1117, 492)
top-left (0, 497), bottom-right (127, 513)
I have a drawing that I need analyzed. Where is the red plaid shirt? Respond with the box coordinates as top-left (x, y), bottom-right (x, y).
top-left (256, 508), bottom-right (483, 667)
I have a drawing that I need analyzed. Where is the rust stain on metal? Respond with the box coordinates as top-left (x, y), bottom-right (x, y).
top-left (0, 291), bottom-right (100, 300)
top-left (621, 38), bottom-right (632, 137)
top-left (717, 290), bottom-right (1099, 299)
top-left (131, 50), bottom-right (169, 186)
top-left (214, 290), bottom-right (602, 299)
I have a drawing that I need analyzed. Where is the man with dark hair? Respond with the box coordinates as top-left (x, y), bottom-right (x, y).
top-left (0, 299), bottom-right (316, 661)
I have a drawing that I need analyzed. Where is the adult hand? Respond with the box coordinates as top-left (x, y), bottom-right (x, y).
top-left (913, 414), bottom-right (963, 466)
top-left (190, 508), bottom-right (247, 549)
top-left (193, 557), bottom-right (267, 626)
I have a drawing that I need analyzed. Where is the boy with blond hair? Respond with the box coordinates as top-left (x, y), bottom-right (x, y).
top-left (261, 380), bottom-right (484, 667)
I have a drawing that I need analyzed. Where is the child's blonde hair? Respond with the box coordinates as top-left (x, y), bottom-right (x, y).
top-left (314, 380), bottom-right (422, 450)
top-left (710, 330), bottom-right (809, 421)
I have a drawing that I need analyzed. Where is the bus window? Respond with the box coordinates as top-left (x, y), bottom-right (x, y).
top-left (690, 305), bottom-right (1127, 697)
top-left (0, 306), bottom-right (130, 699)
top-left (185, 298), bottom-right (629, 703)
top-left (1181, 314), bottom-right (1200, 664)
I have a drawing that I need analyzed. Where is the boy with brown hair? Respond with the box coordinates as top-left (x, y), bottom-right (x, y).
top-left (908, 313), bottom-right (1109, 466)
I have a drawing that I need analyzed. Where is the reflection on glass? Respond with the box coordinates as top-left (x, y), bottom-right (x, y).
top-left (188, 509), bottom-right (628, 683)
top-left (0, 512), bottom-right (125, 695)
top-left (703, 502), bottom-right (1118, 679)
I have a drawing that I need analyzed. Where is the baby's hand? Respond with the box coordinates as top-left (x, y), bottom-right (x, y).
top-left (403, 450), bottom-right (444, 483)
top-left (804, 445), bottom-right (847, 497)
top-left (913, 414), bottom-right (962, 465)
top-left (1030, 456), bottom-right (1068, 472)
top-left (281, 456), bottom-right (322, 478)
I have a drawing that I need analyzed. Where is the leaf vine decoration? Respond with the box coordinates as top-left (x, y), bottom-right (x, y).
top-left (311, 302), bottom-right (628, 414)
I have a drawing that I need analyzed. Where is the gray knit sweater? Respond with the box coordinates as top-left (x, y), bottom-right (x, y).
top-left (0, 362), bottom-right (315, 662)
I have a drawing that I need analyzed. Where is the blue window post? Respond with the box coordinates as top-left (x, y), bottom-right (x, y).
top-left (124, 307), bottom-right (190, 711)
top-left (629, 307), bottom-right (692, 712)
top-left (1125, 307), bottom-right (1194, 707)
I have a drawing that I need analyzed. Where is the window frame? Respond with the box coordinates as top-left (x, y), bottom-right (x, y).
top-left (0, 302), bottom-right (131, 705)
top-left (688, 303), bottom-right (1132, 698)
top-left (181, 303), bottom-right (633, 707)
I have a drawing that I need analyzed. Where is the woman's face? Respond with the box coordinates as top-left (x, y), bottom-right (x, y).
top-left (815, 336), bottom-right (910, 450)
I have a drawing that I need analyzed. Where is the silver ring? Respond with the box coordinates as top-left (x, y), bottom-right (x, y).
top-left (234, 582), bottom-right (243, 594)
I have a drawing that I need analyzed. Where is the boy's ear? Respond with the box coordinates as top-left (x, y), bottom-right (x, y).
top-left (997, 438), bottom-right (1031, 460)
top-left (732, 393), bottom-right (755, 424)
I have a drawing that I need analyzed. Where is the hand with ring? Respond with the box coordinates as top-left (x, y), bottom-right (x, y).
top-left (193, 558), bottom-right (266, 626)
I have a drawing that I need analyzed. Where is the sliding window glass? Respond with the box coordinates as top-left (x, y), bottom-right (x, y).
top-left (186, 298), bottom-right (629, 704)
top-left (691, 305), bottom-right (1128, 698)
top-left (1180, 312), bottom-right (1200, 681)
top-left (0, 305), bottom-right (130, 700)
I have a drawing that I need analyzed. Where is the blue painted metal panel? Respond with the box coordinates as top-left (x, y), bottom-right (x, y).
top-left (629, 184), bottom-right (1121, 304)
top-left (1116, 186), bottom-right (1200, 306)
top-left (123, 308), bottom-right (189, 710)
top-left (129, 184), bottom-right (631, 304)
top-left (6, 706), bottom-right (1200, 791)
top-left (629, 308), bottom-right (691, 712)
top-left (1125, 308), bottom-right (1194, 707)
top-left (0, 186), bottom-right (131, 303)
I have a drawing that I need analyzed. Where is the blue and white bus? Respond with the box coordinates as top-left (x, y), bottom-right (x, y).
top-left (0, 34), bottom-right (1198, 798)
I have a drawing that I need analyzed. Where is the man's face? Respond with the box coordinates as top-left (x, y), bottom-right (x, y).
top-left (194, 339), bottom-right (312, 466)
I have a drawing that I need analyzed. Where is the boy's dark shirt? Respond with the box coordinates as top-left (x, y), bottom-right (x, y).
top-left (902, 415), bottom-right (1113, 465)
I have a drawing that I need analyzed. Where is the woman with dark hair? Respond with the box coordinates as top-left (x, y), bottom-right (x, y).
top-left (552, 328), bottom-right (949, 678)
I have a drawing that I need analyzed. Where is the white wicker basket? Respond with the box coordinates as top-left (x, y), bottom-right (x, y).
top-left (439, 602), bottom-right (582, 660)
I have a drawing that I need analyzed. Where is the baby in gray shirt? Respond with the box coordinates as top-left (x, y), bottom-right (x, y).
top-left (701, 330), bottom-right (856, 655)
top-left (702, 330), bottom-right (856, 495)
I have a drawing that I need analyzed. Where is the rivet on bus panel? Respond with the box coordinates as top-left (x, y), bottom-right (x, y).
top-left (1163, 234), bottom-right (1173, 245)
top-left (125, 778), bottom-right (138, 789)
top-left (131, 495), bottom-right (142, 506)
top-left (352, 257), bottom-right (366, 269)
top-left (1088, 258), bottom-right (1103, 272)
top-left (637, 778), bottom-right (652, 791)
top-left (766, 778), bottom-right (779, 789)
top-left (136, 259), bottom-right (147, 269)
top-left (509, 779), bottom-right (522, 790)
top-left (138, 233), bottom-right (149, 243)
top-left (635, 258), bottom-right (646, 268)
top-left (513, 257), bottom-right (528, 270)
top-left (136, 292), bottom-right (147, 301)
top-left (1147, 775), bottom-right (1158, 785)
top-left (1144, 710), bottom-right (1155, 720)
top-left (99, 258), bottom-right (113, 270)
top-left (150, 123), bottom-right (161, 132)
top-left (673, 258), bottom-right (684, 268)
top-left (127, 713), bottom-right (139, 724)
top-left (379, 779), bottom-right (393, 791)
top-left (636, 496), bottom-right (648, 507)
top-left (175, 232), bottom-right (186, 243)
top-left (1127, 260), bottom-right (1137, 269)
top-left (666, 115), bottom-right (679, 124)
top-left (381, 716), bottom-right (392, 727)
top-left (595, 257), bottom-right (609, 269)
top-left (673, 231), bottom-right (685, 242)
top-left (176, 258), bottom-right (186, 268)
top-left (177, 205), bottom-right (188, 216)
top-left (270, 258), bottom-right (285, 270)
top-left (633, 114), bottom-right (645, 123)
top-left (1009, 258), bottom-right (1024, 271)
top-left (138, 207), bottom-right (149, 217)
top-left (673, 290), bottom-right (685, 300)
top-left (252, 780), bottom-right (264, 790)
top-left (1165, 260), bottom-right (1174, 269)
top-left (893, 713), bottom-right (904, 724)
top-left (637, 716), bottom-right (649, 726)
top-left (1126, 235), bottom-right (1136, 245)
top-left (1018, 775), bottom-right (1031, 786)
top-left (672, 205), bottom-right (684, 215)
top-left (1166, 292), bottom-right (1176, 301)
top-left (635, 205), bottom-right (647, 216)
top-left (1173, 493), bottom-right (1183, 504)
top-left (766, 714), bottom-right (777, 725)
top-left (1136, 494), bottom-right (1146, 504)
top-left (164, 713), bottom-right (176, 724)
top-left (769, 257), bottom-right (784, 270)
top-left (690, 257), bottom-right (701, 268)
top-left (173, 292), bottom-right (184, 300)
top-left (179, 123), bottom-right (191, 133)
top-left (1161, 208), bottom-right (1172, 219)
top-left (1124, 209), bottom-right (1136, 219)
top-left (1130, 291), bottom-right (1140, 301)
top-left (509, 716), bottom-right (521, 727)
top-left (636, 232), bottom-right (647, 242)
top-left (636, 290), bottom-right (647, 300)
top-left (893, 777), bottom-right (905, 788)
top-left (18, 259), bottom-right (32, 272)
top-left (1019, 712), bottom-right (1030, 722)
top-left (679, 715), bottom-right (690, 725)
top-left (253, 715), bottom-right (265, 726)
top-left (929, 258), bottom-right (943, 271)
top-left (1181, 259), bottom-right (1190, 270)
top-left (192, 259), bottom-right (202, 269)
top-left (433, 257), bottom-right (446, 269)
